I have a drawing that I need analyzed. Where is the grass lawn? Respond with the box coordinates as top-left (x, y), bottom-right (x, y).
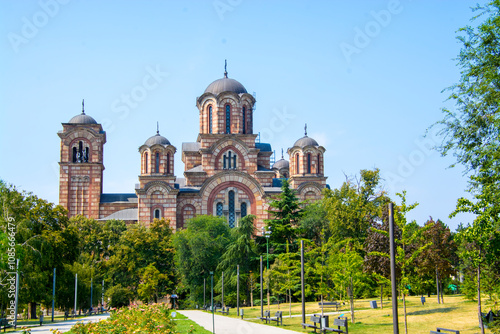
top-left (203, 294), bottom-right (491, 334)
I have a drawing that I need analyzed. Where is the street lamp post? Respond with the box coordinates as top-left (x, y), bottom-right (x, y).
top-left (261, 226), bottom-right (271, 310)
top-left (261, 226), bottom-right (271, 269)
top-left (210, 271), bottom-right (214, 334)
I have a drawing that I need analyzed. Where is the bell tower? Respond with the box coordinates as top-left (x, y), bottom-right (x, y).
top-left (58, 101), bottom-right (106, 218)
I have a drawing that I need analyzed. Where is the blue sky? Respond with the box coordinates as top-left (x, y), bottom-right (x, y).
top-left (1, 0), bottom-right (483, 231)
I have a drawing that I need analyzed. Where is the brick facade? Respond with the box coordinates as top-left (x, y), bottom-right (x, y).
top-left (59, 74), bottom-right (327, 231)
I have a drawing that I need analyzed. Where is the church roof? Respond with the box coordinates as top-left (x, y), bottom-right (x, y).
top-left (100, 193), bottom-right (138, 203)
top-left (185, 165), bottom-right (205, 173)
top-left (144, 133), bottom-right (171, 146)
top-left (205, 77), bottom-right (247, 95)
top-left (182, 142), bottom-right (201, 152)
top-left (204, 62), bottom-right (247, 95)
top-left (68, 100), bottom-right (98, 124)
top-left (293, 135), bottom-right (319, 148)
top-left (68, 113), bottom-right (98, 124)
top-left (255, 143), bottom-right (272, 152)
top-left (272, 158), bottom-right (289, 170)
top-left (98, 208), bottom-right (138, 221)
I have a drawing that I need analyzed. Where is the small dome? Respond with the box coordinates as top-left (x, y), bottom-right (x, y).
top-left (293, 135), bottom-right (319, 148)
top-left (205, 77), bottom-right (247, 95)
top-left (144, 133), bottom-right (171, 146)
top-left (272, 159), bottom-right (289, 170)
top-left (68, 113), bottom-right (97, 124)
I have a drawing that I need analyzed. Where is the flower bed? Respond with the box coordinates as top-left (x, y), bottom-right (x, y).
top-left (67, 303), bottom-right (177, 334)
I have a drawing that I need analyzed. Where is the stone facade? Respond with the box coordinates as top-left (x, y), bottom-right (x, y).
top-left (58, 72), bottom-right (328, 231)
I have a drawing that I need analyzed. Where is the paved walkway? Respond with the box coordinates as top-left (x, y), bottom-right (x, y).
top-left (179, 310), bottom-right (303, 334)
top-left (10, 313), bottom-right (110, 334)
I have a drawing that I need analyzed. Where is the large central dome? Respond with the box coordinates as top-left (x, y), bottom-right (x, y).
top-left (204, 62), bottom-right (247, 95)
top-left (204, 77), bottom-right (247, 95)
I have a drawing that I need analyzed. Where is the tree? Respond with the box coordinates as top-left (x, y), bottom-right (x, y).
top-left (106, 219), bottom-right (176, 301)
top-left (365, 192), bottom-right (430, 334)
top-left (323, 169), bottom-right (388, 246)
top-left (173, 215), bottom-right (232, 305)
top-left (415, 219), bottom-right (457, 303)
top-left (216, 215), bottom-right (258, 306)
top-left (138, 263), bottom-right (163, 304)
top-left (393, 192), bottom-right (430, 334)
top-left (105, 284), bottom-right (133, 308)
top-left (436, 1), bottom-right (500, 200)
top-left (265, 179), bottom-right (303, 254)
top-left (268, 242), bottom-right (300, 317)
top-left (363, 205), bottom-right (400, 309)
top-left (299, 202), bottom-right (331, 246)
top-left (0, 183), bottom-right (79, 318)
top-left (453, 198), bottom-right (500, 333)
top-left (435, 3), bottom-right (500, 330)
top-left (328, 240), bottom-right (367, 324)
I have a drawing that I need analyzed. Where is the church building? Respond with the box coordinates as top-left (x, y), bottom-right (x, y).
top-left (57, 67), bottom-right (327, 231)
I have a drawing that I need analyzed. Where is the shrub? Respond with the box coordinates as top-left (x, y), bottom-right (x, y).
top-left (70, 303), bottom-right (176, 333)
top-left (105, 284), bottom-right (134, 308)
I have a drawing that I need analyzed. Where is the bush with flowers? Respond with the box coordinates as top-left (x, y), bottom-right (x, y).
top-left (69, 303), bottom-right (176, 333)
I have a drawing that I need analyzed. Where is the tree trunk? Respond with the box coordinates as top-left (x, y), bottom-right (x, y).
top-left (250, 282), bottom-right (254, 307)
top-left (478, 264), bottom-right (485, 334)
top-left (403, 293), bottom-right (408, 334)
top-left (440, 282), bottom-right (444, 304)
top-left (30, 302), bottom-right (37, 319)
top-left (436, 268), bottom-right (440, 304)
top-left (289, 289), bottom-right (292, 318)
top-left (380, 284), bottom-right (383, 310)
top-left (349, 277), bottom-right (355, 324)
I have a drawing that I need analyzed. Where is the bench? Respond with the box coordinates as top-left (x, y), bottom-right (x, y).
top-left (64, 310), bottom-right (76, 320)
top-left (483, 310), bottom-right (500, 324)
top-left (258, 310), bottom-right (271, 323)
top-left (0, 318), bottom-right (13, 332)
top-left (430, 328), bottom-right (459, 334)
top-left (218, 307), bottom-right (230, 315)
top-left (323, 317), bottom-right (348, 333)
top-left (302, 315), bottom-right (322, 333)
top-left (269, 311), bottom-right (283, 326)
top-left (318, 302), bottom-right (341, 311)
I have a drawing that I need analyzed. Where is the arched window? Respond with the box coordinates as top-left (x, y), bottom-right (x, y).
top-left (296, 153), bottom-right (299, 174)
top-left (154, 209), bottom-right (161, 219)
top-left (144, 152), bottom-right (148, 173)
top-left (241, 202), bottom-right (247, 218)
top-left (307, 153), bottom-right (311, 174)
top-left (242, 107), bottom-right (246, 134)
top-left (228, 190), bottom-right (235, 228)
top-left (223, 151), bottom-right (237, 169)
top-left (216, 202), bottom-right (223, 217)
top-left (155, 152), bottom-right (160, 173)
top-left (72, 141), bottom-right (89, 163)
top-left (317, 154), bottom-right (321, 174)
top-left (209, 106), bottom-right (213, 134)
top-left (166, 153), bottom-right (170, 174)
top-left (225, 105), bottom-right (231, 134)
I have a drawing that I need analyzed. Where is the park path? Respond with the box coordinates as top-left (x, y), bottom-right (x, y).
top-left (178, 310), bottom-right (304, 334)
top-left (9, 313), bottom-right (110, 334)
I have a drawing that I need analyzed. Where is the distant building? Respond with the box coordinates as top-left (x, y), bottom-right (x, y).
top-left (57, 68), bottom-right (327, 231)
